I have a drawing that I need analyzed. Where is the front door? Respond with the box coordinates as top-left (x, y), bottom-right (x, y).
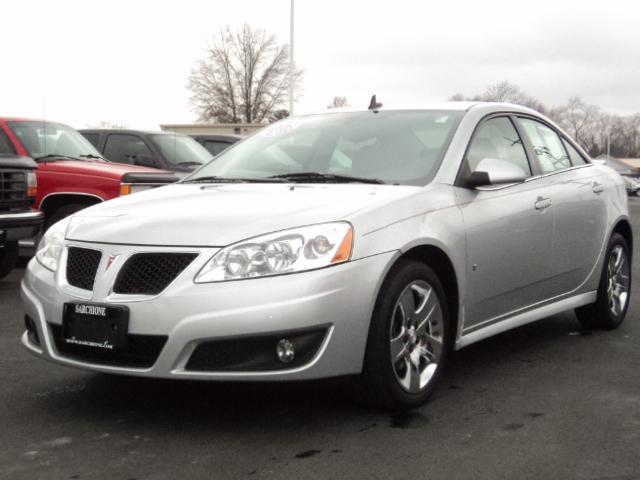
top-left (455, 116), bottom-right (555, 331)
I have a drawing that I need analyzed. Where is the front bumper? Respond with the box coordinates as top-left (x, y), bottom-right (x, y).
top-left (21, 243), bottom-right (395, 381)
top-left (0, 210), bottom-right (43, 242)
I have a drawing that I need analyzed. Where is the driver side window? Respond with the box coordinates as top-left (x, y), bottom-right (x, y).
top-left (466, 117), bottom-right (532, 176)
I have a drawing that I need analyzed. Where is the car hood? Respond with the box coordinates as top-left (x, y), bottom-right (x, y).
top-left (66, 183), bottom-right (420, 247)
top-left (37, 160), bottom-right (172, 179)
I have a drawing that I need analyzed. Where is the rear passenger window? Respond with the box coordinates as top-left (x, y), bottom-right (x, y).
top-left (519, 118), bottom-right (570, 173)
top-left (0, 130), bottom-right (15, 154)
top-left (82, 133), bottom-right (100, 149)
top-left (104, 134), bottom-right (153, 165)
top-left (563, 139), bottom-right (588, 166)
top-left (466, 117), bottom-right (531, 176)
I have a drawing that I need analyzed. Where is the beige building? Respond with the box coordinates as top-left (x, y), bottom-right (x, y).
top-left (159, 123), bottom-right (264, 136)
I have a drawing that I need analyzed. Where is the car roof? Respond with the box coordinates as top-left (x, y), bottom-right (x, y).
top-left (299, 101), bottom-right (542, 117)
top-left (0, 116), bottom-right (68, 124)
top-left (190, 134), bottom-right (242, 141)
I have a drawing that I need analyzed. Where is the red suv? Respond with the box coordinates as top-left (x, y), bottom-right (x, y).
top-left (0, 118), bottom-right (179, 228)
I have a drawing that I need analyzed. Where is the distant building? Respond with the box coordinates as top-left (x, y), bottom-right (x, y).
top-left (159, 123), bottom-right (264, 137)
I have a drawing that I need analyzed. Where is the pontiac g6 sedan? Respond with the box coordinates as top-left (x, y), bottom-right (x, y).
top-left (22, 102), bottom-right (632, 410)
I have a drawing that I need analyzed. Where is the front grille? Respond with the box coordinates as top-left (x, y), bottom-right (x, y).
top-left (66, 247), bottom-right (102, 291)
top-left (113, 253), bottom-right (198, 295)
top-left (0, 169), bottom-right (28, 212)
top-left (49, 324), bottom-right (167, 368)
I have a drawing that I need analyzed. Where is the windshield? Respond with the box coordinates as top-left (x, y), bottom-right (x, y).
top-left (8, 121), bottom-right (102, 160)
top-left (184, 110), bottom-right (463, 186)
top-left (150, 134), bottom-right (213, 166)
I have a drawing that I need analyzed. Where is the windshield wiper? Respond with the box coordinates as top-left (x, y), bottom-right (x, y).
top-left (268, 172), bottom-right (386, 184)
top-left (34, 154), bottom-right (79, 162)
top-left (78, 154), bottom-right (103, 160)
top-left (182, 175), bottom-right (286, 184)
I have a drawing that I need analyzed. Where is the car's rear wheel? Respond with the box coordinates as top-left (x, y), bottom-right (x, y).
top-left (575, 233), bottom-right (631, 330)
top-left (360, 259), bottom-right (452, 410)
top-left (0, 241), bottom-right (19, 280)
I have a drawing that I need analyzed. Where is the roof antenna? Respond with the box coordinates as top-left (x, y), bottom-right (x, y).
top-left (368, 94), bottom-right (383, 111)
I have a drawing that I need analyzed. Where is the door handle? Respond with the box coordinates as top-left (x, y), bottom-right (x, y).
top-left (592, 182), bottom-right (604, 194)
top-left (535, 197), bottom-right (552, 210)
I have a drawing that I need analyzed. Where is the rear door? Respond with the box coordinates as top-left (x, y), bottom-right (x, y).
top-left (456, 116), bottom-right (556, 331)
top-left (516, 117), bottom-right (609, 294)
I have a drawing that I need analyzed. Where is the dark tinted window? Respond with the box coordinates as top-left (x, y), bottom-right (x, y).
top-left (563, 139), bottom-right (587, 166)
top-left (204, 141), bottom-right (232, 156)
top-left (82, 133), bottom-right (100, 149)
top-left (466, 117), bottom-right (531, 176)
top-left (104, 134), bottom-right (155, 165)
top-left (519, 118), bottom-right (570, 173)
top-left (0, 129), bottom-right (15, 154)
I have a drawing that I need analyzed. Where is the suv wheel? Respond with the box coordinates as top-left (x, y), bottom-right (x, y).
top-left (0, 241), bottom-right (19, 280)
top-left (575, 233), bottom-right (631, 330)
top-left (360, 259), bottom-right (452, 410)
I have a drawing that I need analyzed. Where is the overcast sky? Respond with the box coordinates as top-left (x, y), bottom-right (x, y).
top-left (2, 0), bottom-right (639, 129)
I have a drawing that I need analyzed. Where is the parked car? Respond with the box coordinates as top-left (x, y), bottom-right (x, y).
top-left (22, 102), bottom-right (632, 410)
top-left (599, 157), bottom-right (640, 195)
top-left (190, 134), bottom-right (241, 156)
top-left (80, 129), bottom-right (214, 173)
top-left (0, 154), bottom-right (43, 278)
top-left (0, 118), bottom-right (179, 229)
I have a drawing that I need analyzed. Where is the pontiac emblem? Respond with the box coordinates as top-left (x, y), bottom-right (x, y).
top-left (106, 254), bottom-right (119, 270)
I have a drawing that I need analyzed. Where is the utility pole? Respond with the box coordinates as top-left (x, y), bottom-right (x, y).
top-left (607, 129), bottom-right (611, 159)
top-left (289, 0), bottom-right (295, 116)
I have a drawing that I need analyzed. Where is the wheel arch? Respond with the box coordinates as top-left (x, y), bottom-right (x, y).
top-left (371, 244), bottom-right (461, 344)
top-left (612, 217), bottom-right (633, 260)
top-left (39, 193), bottom-right (104, 221)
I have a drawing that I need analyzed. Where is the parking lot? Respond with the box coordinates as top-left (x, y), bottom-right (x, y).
top-left (0, 199), bottom-right (638, 480)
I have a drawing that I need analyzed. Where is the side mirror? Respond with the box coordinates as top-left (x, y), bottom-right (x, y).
top-left (466, 158), bottom-right (527, 188)
top-left (130, 154), bottom-right (158, 168)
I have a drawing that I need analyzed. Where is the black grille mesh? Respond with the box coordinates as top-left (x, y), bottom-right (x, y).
top-left (66, 247), bottom-right (102, 291)
top-left (113, 253), bottom-right (197, 295)
top-left (0, 169), bottom-right (29, 212)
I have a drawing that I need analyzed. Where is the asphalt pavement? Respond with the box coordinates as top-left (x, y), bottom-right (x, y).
top-left (1, 200), bottom-right (639, 480)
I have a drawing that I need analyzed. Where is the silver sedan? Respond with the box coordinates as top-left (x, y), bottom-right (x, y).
top-left (22, 102), bottom-right (632, 409)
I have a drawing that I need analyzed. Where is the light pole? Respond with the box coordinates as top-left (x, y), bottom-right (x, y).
top-left (289, 0), bottom-right (295, 116)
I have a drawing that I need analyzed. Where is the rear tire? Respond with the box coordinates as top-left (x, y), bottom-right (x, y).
top-left (0, 241), bottom-right (19, 280)
top-left (359, 259), bottom-right (452, 410)
top-left (575, 233), bottom-right (631, 330)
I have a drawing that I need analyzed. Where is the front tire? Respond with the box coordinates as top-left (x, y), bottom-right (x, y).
top-left (575, 233), bottom-right (631, 330)
top-left (360, 259), bottom-right (452, 410)
top-left (44, 203), bottom-right (89, 231)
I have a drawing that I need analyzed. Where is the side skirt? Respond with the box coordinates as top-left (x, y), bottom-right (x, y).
top-left (455, 291), bottom-right (597, 349)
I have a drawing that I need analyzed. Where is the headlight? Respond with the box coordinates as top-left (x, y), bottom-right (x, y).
top-left (36, 218), bottom-right (70, 271)
top-left (195, 222), bottom-right (353, 283)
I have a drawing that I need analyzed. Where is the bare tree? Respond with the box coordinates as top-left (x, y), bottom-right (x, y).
top-left (188, 24), bottom-right (302, 124)
top-left (268, 109), bottom-right (290, 123)
top-left (555, 97), bottom-right (599, 145)
top-left (328, 96), bottom-right (349, 109)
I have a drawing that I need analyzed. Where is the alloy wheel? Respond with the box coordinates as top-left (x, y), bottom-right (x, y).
top-left (607, 244), bottom-right (630, 316)
top-left (389, 280), bottom-right (444, 393)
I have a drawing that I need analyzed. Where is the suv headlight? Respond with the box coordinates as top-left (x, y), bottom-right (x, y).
top-left (36, 218), bottom-right (70, 271)
top-left (195, 222), bottom-right (353, 283)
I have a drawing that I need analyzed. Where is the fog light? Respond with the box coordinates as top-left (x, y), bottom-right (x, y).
top-left (276, 338), bottom-right (295, 363)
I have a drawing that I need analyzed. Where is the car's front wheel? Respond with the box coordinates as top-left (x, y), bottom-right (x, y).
top-left (360, 259), bottom-right (452, 410)
top-left (575, 233), bottom-right (631, 330)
